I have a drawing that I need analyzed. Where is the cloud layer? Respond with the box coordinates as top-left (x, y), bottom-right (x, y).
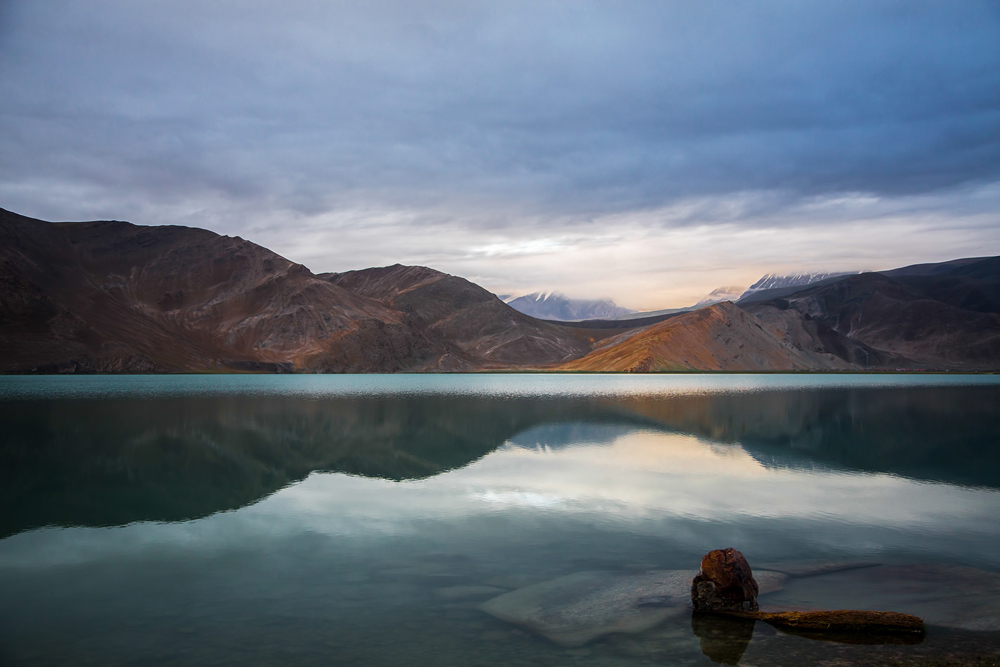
top-left (1, 1), bottom-right (999, 306)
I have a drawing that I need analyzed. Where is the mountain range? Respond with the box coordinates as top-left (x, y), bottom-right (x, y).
top-left (2, 207), bottom-right (998, 373)
top-left (739, 272), bottom-right (857, 299)
top-left (504, 292), bottom-right (635, 321)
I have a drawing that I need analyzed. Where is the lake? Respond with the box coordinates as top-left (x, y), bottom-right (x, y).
top-left (1, 374), bottom-right (999, 666)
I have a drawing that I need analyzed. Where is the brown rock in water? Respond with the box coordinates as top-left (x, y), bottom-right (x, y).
top-left (691, 548), bottom-right (760, 612)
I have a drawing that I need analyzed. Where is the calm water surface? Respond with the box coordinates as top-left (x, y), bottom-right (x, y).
top-left (1, 374), bottom-right (999, 666)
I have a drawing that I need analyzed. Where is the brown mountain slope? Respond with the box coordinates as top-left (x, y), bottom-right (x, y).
top-left (744, 270), bottom-right (1000, 370)
top-left (0, 210), bottom-right (603, 373)
top-left (323, 264), bottom-right (595, 366)
top-left (0, 209), bottom-right (454, 372)
top-left (559, 302), bottom-right (854, 372)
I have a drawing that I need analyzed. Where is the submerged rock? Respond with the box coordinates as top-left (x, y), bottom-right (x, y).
top-left (434, 585), bottom-right (508, 601)
top-left (692, 548), bottom-right (760, 612)
top-left (479, 569), bottom-right (788, 647)
top-left (480, 570), bottom-right (693, 647)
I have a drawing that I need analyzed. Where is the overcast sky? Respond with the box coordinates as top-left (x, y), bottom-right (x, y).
top-left (2, 1), bottom-right (999, 308)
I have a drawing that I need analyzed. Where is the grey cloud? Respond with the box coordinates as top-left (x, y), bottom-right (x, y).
top-left (0, 0), bottom-right (999, 231)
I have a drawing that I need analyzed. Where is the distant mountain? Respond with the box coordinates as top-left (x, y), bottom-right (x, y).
top-left (605, 287), bottom-right (742, 322)
top-left (738, 272), bottom-right (858, 302)
top-left (607, 286), bottom-right (744, 323)
top-left (505, 292), bottom-right (635, 321)
top-left (693, 286), bottom-right (744, 308)
top-left (608, 292), bottom-right (735, 323)
top-left (610, 306), bottom-right (689, 321)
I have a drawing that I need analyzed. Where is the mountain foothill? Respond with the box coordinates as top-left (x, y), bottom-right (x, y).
top-left (2, 208), bottom-right (998, 373)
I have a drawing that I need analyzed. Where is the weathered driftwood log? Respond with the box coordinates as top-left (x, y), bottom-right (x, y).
top-left (728, 609), bottom-right (924, 633)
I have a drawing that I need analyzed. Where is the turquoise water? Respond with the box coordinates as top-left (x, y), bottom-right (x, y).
top-left (1, 374), bottom-right (999, 665)
top-left (2, 372), bottom-right (995, 399)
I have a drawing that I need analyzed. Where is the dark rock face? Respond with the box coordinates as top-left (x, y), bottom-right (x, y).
top-left (691, 548), bottom-right (760, 612)
top-left (744, 263), bottom-right (1000, 371)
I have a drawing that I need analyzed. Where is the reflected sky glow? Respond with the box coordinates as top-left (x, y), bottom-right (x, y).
top-left (4, 425), bottom-right (998, 572)
top-left (276, 429), bottom-right (1000, 529)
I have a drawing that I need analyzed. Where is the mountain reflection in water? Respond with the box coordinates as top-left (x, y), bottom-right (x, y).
top-left (2, 383), bottom-right (999, 538)
top-left (3, 376), bottom-right (1000, 667)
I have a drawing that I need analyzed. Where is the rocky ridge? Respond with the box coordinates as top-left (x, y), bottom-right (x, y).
top-left (558, 302), bottom-right (852, 372)
top-left (745, 265), bottom-right (1000, 370)
top-left (2, 207), bottom-right (998, 373)
top-left (323, 265), bottom-right (596, 367)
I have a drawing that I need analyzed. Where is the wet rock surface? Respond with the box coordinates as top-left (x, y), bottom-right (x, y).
top-left (479, 570), bottom-right (694, 647)
top-left (478, 568), bottom-right (788, 647)
top-left (692, 548), bottom-right (761, 612)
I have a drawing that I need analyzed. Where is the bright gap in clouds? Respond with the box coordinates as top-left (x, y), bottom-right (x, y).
top-left (254, 185), bottom-right (1000, 310)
